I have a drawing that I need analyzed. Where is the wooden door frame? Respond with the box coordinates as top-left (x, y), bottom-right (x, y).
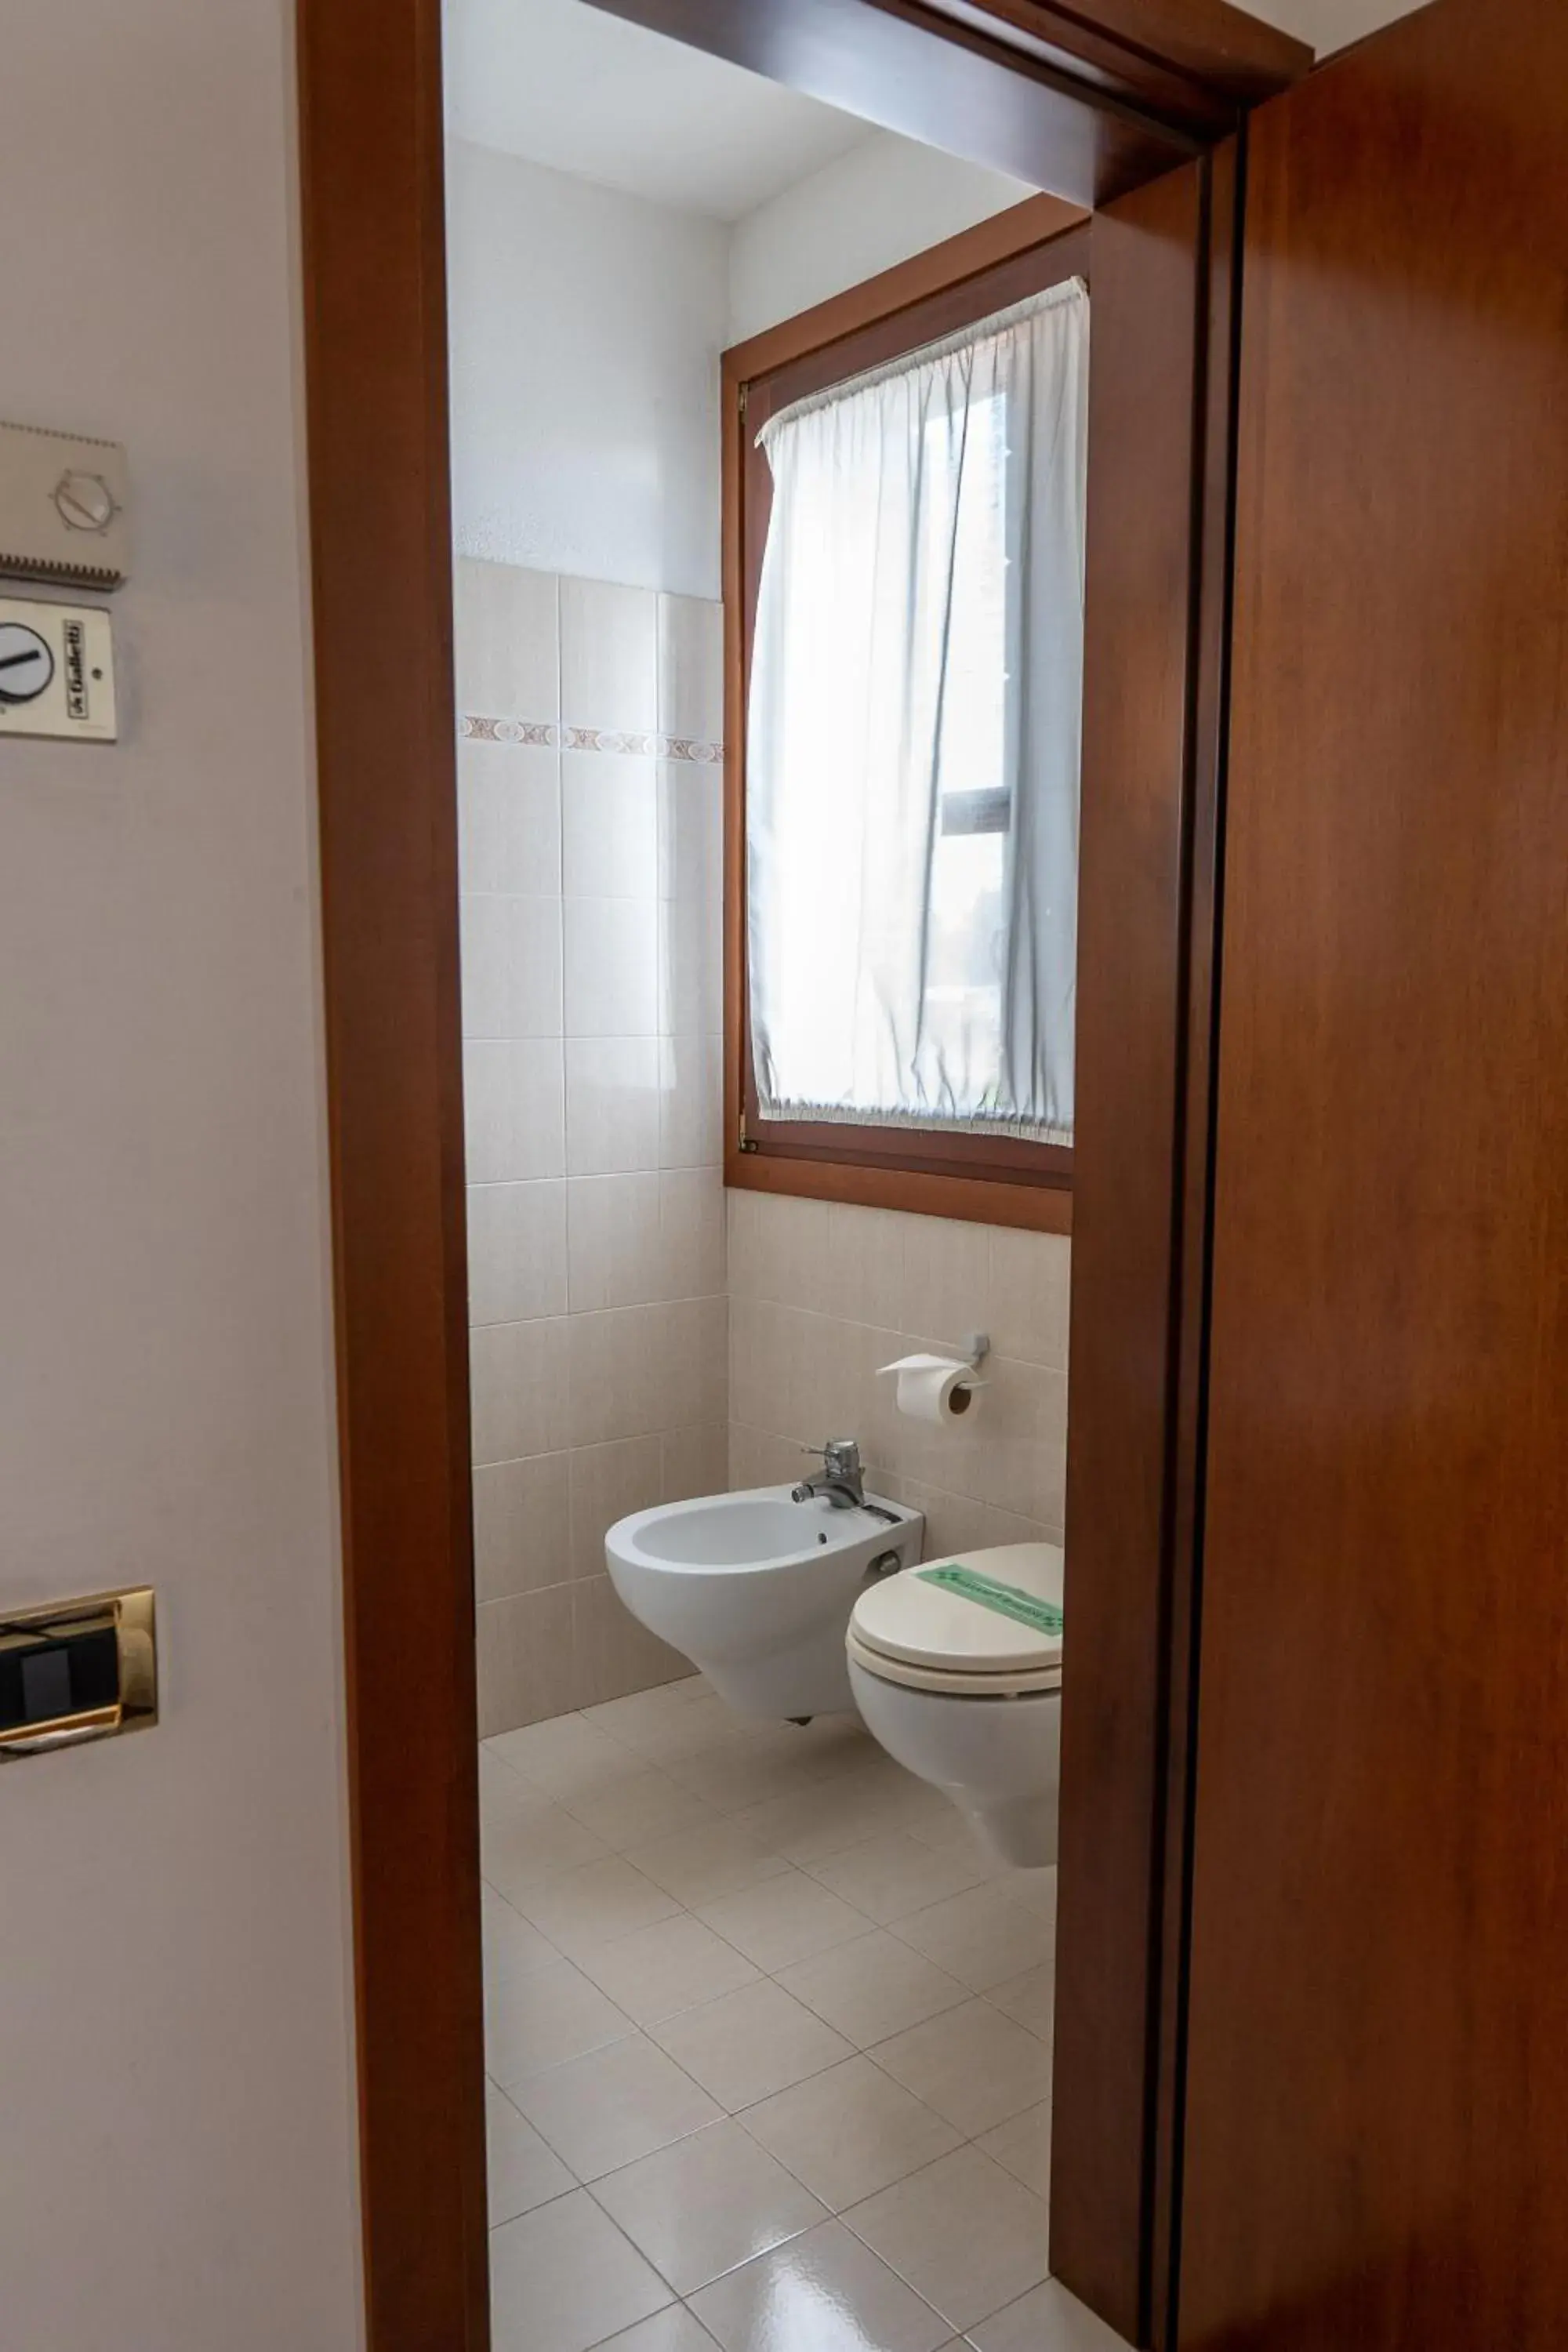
top-left (293, 5), bottom-right (1304, 2347)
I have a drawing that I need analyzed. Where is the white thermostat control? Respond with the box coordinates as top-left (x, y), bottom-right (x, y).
top-left (0, 597), bottom-right (116, 741)
top-left (0, 420), bottom-right (130, 592)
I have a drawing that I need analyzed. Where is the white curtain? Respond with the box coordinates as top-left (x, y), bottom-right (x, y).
top-left (746, 277), bottom-right (1089, 1143)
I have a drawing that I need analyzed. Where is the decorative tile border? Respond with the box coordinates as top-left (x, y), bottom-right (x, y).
top-left (459, 714), bottom-right (723, 763)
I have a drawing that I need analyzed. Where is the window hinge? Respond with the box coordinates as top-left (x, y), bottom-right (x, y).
top-left (738, 383), bottom-right (748, 418)
top-left (738, 1112), bottom-right (757, 1153)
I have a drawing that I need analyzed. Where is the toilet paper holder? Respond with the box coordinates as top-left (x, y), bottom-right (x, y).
top-left (876, 1334), bottom-right (991, 1422)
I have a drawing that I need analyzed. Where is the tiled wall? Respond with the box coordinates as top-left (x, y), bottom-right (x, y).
top-left (728, 1192), bottom-right (1070, 1559)
top-left (457, 556), bottom-right (728, 1734)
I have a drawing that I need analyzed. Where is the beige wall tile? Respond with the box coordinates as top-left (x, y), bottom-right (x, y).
top-left (565, 1036), bottom-right (661, 1175)
top-left (826, 1202), bottom-right (907, 1331)
top-left (562, 751), bottom-right (659, 898)
top-left (560, 575), bottom-right (658, 733)
top-left (658, 760), bottom-right (722, 906)
top-left (564, 896), bottom-right (659, 1038)
top-left (661, 1423), bottom-right (728, 1504)
top-left (574, 1573), bottom-right (692, 1707)
top-left (657, 593), bottom-right (724, 742)
top-left (457, 740), bottom-right (561, 896)
top-left (659, 1031), bottom-right (723, 1170)
top-left (659, 1167), bottom-right (727, 1301)
top-left (460, 895), bottom-right (563, 1040)
top-left (728, 1196), bottom-right (1070, 1552)
top-left (463, 1040), bottom-right (565, 1184)
top-left (569, 1435), bottom-right (664, 1579)
top-left (467, 1179), bottom-right (569, 1325)
top-left (470, 1316), bottom-right (571, 1466)
top-left (455, 557), bottom-right (557, 717)
top-left (461, 568), bottom-right (730, 1739)
top-left (987, 1225), bottom-right (1073, 1371)
top-left (658, 892), bottom-right (723, 1036)
top-left (900, 1212), bottom-right (992, 1355)
top-left (476, 1583), bottom-right (579, 1736)
top-left (568, 1173), bottom-right (665, 1312)
top-left (474, 1450), bottom-right (572, 1602)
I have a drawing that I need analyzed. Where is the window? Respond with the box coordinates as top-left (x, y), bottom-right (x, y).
top-left (728, 227), bottom-right (1090, 1229)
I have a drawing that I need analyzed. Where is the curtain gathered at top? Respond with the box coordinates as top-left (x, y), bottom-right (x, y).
top-left (746, 276), bottom-right (1089, 1144)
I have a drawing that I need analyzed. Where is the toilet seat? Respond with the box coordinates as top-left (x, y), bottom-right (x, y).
top-left (848, 1542), bottom-right (1064, 1699)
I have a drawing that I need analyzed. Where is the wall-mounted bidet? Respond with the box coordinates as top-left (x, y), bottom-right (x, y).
top-left (847, 1542), bottom-right (1064, 1867)
top-left (605, 1449), bottom-right (922, 1719)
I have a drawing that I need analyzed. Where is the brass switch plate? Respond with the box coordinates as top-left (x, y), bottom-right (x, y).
top-left (0, 1587), bottom-right (157, 1758)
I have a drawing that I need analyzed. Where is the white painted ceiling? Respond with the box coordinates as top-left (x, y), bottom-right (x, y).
top-left (445, 0), bottom-right (875, 221)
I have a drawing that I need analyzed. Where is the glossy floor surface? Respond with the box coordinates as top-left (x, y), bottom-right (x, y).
top-left (481, 1673), bottom-right (1126, 2350)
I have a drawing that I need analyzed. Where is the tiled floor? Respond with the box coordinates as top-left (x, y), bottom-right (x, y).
top-left (481, 1674), bottom-right (1127, 2352)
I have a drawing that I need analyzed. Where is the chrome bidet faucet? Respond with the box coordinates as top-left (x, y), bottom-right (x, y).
top-left (791, 1439), bottom-right (901, 1523)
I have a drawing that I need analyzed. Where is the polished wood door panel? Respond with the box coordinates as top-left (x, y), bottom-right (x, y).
top-left (1052, 152), bottom-right (1223, 2347)
top-left (1180, 2), bottom-right (1568, 2343)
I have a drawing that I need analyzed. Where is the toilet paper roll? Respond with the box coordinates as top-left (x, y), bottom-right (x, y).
top-left (877, 1352), bottom-right (985, 1426)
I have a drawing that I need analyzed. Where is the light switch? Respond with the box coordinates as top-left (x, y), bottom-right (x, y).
top-left (0, 1588), bottom-right (157, 1757)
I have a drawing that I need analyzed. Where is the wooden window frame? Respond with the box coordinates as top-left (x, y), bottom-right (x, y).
top-left (724, 199), bottom-right (1090, 1235)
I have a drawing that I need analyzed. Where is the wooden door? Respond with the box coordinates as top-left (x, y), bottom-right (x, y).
top-left (1179, 2), bottom-right (1568, 2344)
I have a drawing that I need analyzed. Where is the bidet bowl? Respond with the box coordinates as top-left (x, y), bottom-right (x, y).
top-left (605, 1485), bottom-right (924, 1719)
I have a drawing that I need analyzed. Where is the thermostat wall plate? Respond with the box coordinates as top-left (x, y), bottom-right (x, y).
top-left (0, 597), bottom-right (117, 742)
top-left (0, 420), bottom-right (129, 591)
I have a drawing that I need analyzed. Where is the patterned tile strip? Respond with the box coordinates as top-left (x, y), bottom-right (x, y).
top-left (459, 714), bottom-right (723, 763)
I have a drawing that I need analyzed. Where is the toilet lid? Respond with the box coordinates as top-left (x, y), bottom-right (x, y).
top-left (848, 1543), bottom-right (1064, 1694)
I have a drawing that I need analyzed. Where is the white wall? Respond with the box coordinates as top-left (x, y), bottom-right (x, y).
top-left (0, 5), bottom-right (361, 2348)
top-left (448, 140), bottom-right (729, 599)
top-left (727, 131), bottom-right (1036, 345)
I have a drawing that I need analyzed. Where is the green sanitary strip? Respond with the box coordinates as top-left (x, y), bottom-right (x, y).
top-left (916, 1564), bottom-right (1064, 1637)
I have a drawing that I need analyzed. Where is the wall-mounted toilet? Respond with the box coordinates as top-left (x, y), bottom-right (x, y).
top-left (847, 1541), bottom-right (1064, 1867)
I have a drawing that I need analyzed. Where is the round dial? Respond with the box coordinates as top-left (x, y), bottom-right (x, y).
top-left (0, 622), bottom-right (54, 706)
top-left (54, 471), bottom-right (117, 533)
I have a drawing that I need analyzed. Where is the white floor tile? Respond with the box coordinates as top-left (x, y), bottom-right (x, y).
top-left (651, 1978), bottom-right (854, 2112)
top-left (985, 1963), bottom-right (1055, 2040)
top-left (482, 1795), bottom-right (611, 1905)
top-left (585, 1680), bottom-right (744, 1763)
top-left (593, 2310), bottom-right (721, 2352)
top-left (804, 1831), bottom-right (993, 1926)
top-left (869, 2001), bottom-right (1052, 2140)
top-left (841, 2146), bottom-right (1049, 2334)
top-left (483, 1884), bottom-right (561, 1986)
top-left (517, 1854), bottom-right (684, 1958)
top-left (558, 1763), bottom-right (720, 1851)
top-left (697, 1871), bottom-right (867, 1973)
top-left (888, 1886), bottom-right (1051, 1993)
top-left (689, 2218), bottom-right (952, 2352)
top-left (489, 2188), bottom-right (673, 2352)
top-left (966, 2278), bottom-right (1131, 2351)
top-left (775, 1931), bottom-right (968, 2049)
top-left (1000, 1865), bottom-right (1060, 1921)
top-left (511, 2032), bottom-right (722, 2181)
top-left (486, 1956), bottom-right (635, 2092)
top-left (665, 1737), bottom-right (837, 1816)
top-left (975, 2100), bottom-right (1053, 2200)
top-left (592, 2120), bottom-right (828, 2296)
top-left (578, 1912), bottom-right (762, 2026)
top-left (625, 1819), bottom-right (793, 1908)
top-left (488, 1711), bottom-right (632, 1791)
top-left (733, 1778), bottom-right (927, 1865)
top-left (486, 2081), bottom-right (575, 2224)
top-left (739, 2056), bottom-right (962, 2212)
